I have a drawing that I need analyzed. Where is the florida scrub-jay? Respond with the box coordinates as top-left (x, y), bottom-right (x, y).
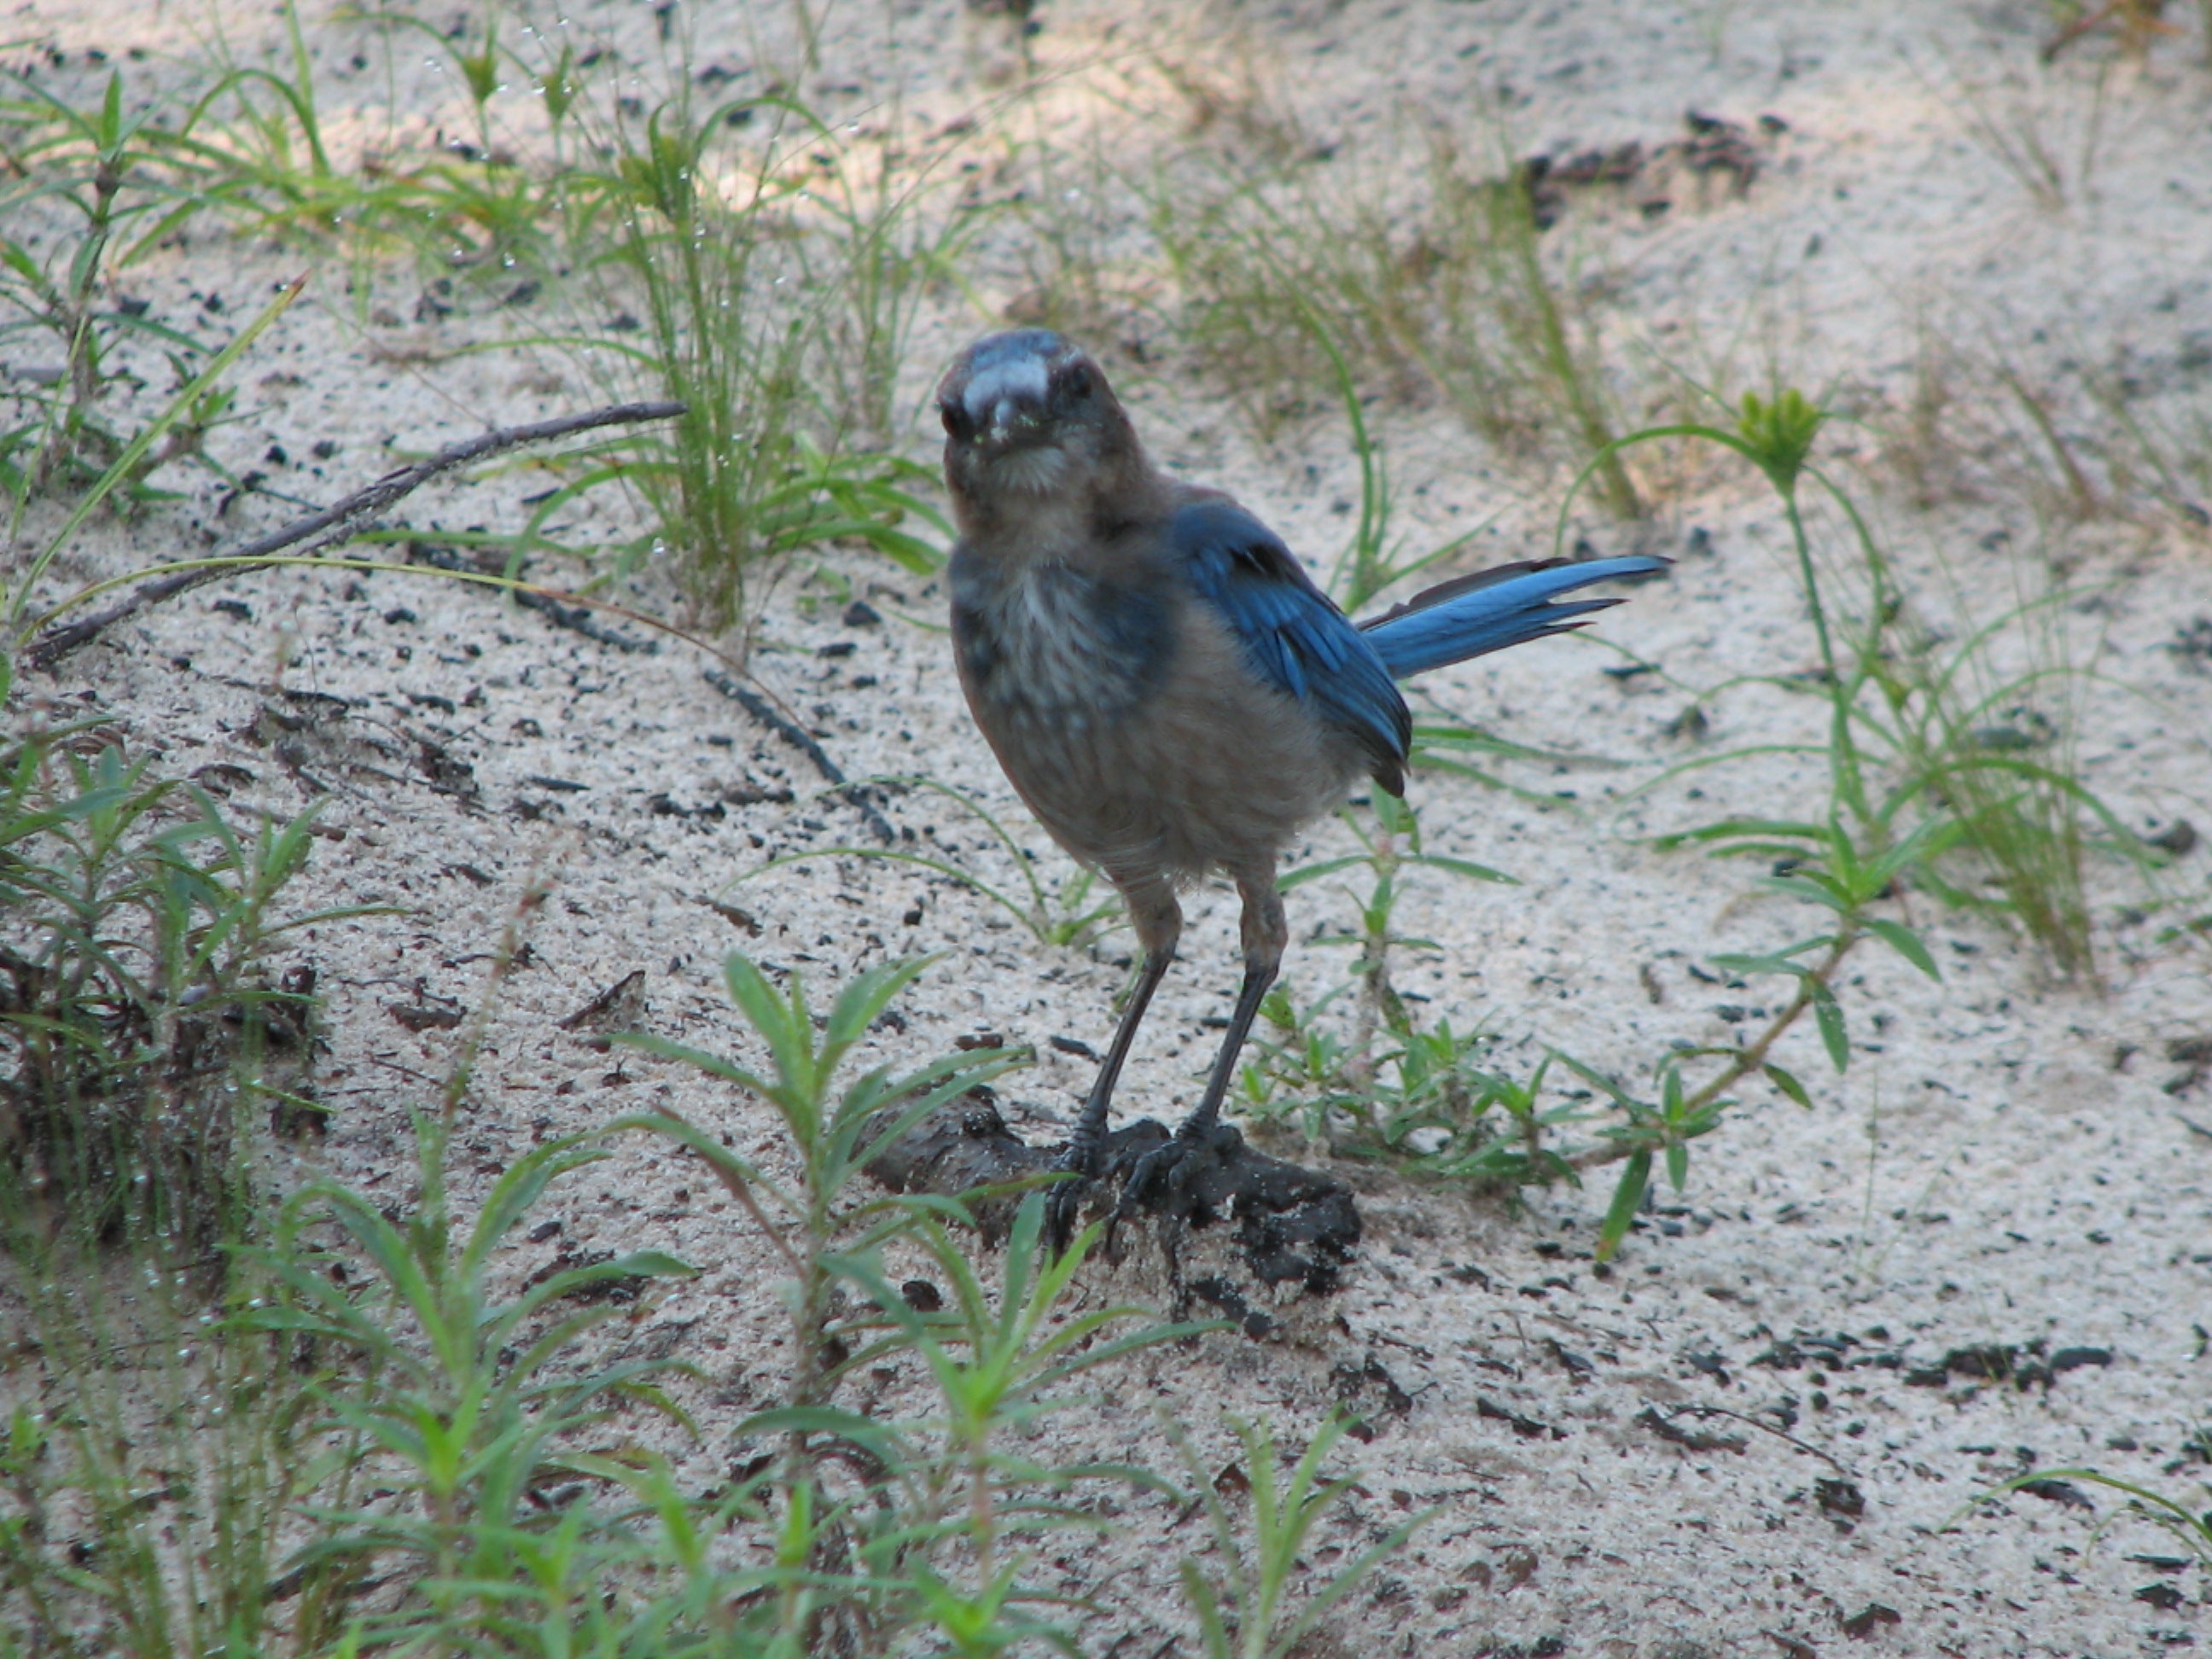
top-left (936, 329), bottom-right (1664, 1243)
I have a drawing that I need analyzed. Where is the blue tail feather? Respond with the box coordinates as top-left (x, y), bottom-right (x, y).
top-left (1359, 555), bottom-right (1669, 680)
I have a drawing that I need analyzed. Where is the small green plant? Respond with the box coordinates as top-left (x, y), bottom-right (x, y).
top-left (561, 96), bottom-right (818, 627)
top-left (1539, 384), bottom-right (2147, 1246)
top-left (0, 946), bottom-right (1245, 1659)
top-left (541, 93), bottom-right (949, 633)
top-left (823, 1195), bottom-right (1199, 1611)
top-left (615, 953), bottom-right (1027, 1417)
top-left (1605, 387), bottom-right (2139, 975)
top-left (1251, 384), bottom-right (2126, 1251)
top-left (0, 70), bottom-right (231, 499)
top-left (1, 1107), bottom-right (754, 1659)
top-left (4, 274), bottom-right (299, 629)
top-left (1243, 987), bottom-right (1580, 1188)
top-left (1312, 321), bottom-right (1485, 616)
top-left (1281, 789), bottom-right (1511, 1064)
top-left (1957, 1445), bottom-right (2212, 1616)
top-left (0, 725), bottom-right (358, 1250)
top-left (182, 0), bottom-right (568, 276)
top-left (1242, 788), bottom-right (1529, 1169)
top-left (1570, 817), bottom-right (1946, 1256)
top-left (616, 955), bottom-right (1211, 1654)
top-left (0, 1251), bottom-right (347, 1659)
top-left (1171, 1413), bottom-right (1426, 1659)
top-left (14, 1100), bottom-right (653, 1655)
top-left (242, 1115), bottom-right (700, 1650)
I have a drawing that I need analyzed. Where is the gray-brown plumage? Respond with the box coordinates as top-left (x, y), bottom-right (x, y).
top-left (937, 329), bottom-right (1664, 1244)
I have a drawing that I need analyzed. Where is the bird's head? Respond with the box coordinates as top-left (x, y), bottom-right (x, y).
top-left (935, 330), bottom-right (1142, 527)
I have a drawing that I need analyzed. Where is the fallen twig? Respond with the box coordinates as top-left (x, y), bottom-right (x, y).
top-left (1638, 1402), bottom-right (1848, 1470)
top-left (704, 667), bottom-right (897, 846)
top-left (23, 400), bottom-right (684, 671)
top-left (407, 541), bottom-right (659, 654)
top-left (1636, 1405), bottom-right (1746, 1454)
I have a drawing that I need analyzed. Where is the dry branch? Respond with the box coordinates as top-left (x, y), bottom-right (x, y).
top-left (24, 400), bottom-right (686, 672)
top-left (703, 667), bottom-right (898, 845)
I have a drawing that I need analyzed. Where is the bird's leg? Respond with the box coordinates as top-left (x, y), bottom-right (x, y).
top-left (1063, 946), bottom-right (1173, 1174)
top-left (1178, 865), bottom-right (1285, 1144)
top-left (1113, 865), bottom-right (1284, 1224)
top-left (1047, 876), bottom-right (1179, 1252)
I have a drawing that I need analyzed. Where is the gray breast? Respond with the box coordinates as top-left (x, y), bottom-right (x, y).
top-left (950, 552), bottom-right (1173, 725)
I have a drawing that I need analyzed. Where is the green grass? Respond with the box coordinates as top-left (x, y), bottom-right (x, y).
top-left (1238, 788), bottom-right (1514, 1161)
top-left (0, 1241), bottom-right (346, 1659)
top-left (0, 69), bottom-right (234, 502)
top-left (0, 7), bottom-right (2192, 1644)
top-left (494, 80), bottom-right (961, 633)
top-left (1231, 385), bottom-right (2145, 1259)
top-left (1902, 321), bottom-right (2212, 539)
top-left (187, 1), bottom-right (573, 275)
top-left (1, 941), bottom-right (1409, 1657)
top-left (1958, 1446), bottom-right (2212, 1589)
top-left (1144, 114), bottom-right (1639, 513)
top-left (1615, 388), bottom-right (2143, 978)
top-left (0, 710), bottom-right (364, 1655)
top-left (1561, 387), bottom-right (2139, 1243)
top-left (0, 3), bottom-right (574, 515)
top-left (0, 11), bottom-right (955, 643)
top-left (0, 720), bottom-right (364, 1252)
top-left (1172, 1413), bottom-right (1427, 1659)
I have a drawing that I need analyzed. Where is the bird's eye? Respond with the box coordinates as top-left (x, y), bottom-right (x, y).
top-left (940, 401), bottom-right (971, 440)
top-left (1062, 364), bottom-right (1091, 400)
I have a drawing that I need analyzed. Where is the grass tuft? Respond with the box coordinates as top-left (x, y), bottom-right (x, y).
top-left (0, 725), bottom-right (358, 1254)
top-left (519, 87), bottom-right (958, 635)
top-left (1148, 114), bottom-right (1639, 512)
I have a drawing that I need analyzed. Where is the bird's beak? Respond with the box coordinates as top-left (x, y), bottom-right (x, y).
top-left (945, 339), bottom-right (1060, 453)
top-left (977, 393), bottom-right (1045, 450)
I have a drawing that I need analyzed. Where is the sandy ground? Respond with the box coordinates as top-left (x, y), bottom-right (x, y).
top-left (11, 0), bottom-right (2212, 1652)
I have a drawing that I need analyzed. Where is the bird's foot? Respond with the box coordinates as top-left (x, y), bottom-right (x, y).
top-left (1108, 1116), bottom-right (1243, 1233)
top-left (1043, 1133), bottom-right (1105, 1257)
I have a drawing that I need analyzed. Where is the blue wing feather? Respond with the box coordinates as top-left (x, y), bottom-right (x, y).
top-left (1170, 503), bottom-right (1667, 787)
top-left (1168, 500), bottom-right (1412, 784)
top-left (1360, 555), bottom-right (1670, 678)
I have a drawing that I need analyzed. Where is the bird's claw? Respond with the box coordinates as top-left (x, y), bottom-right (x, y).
top-left (1051, 1118), bottom-right (1241, 1258)
top-left (1043, 1171), bottom-right (1090, 1256)
top-left (1109, 1139), bottom-right (1176, 1226)
top-left (1043, 1132), bottom-right (1103, 1256)
top-left (1109, 1117), bottom-right (1240, 1228)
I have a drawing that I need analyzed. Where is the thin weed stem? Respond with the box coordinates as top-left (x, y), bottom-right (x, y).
top-left (439, 849), bottom-right (563, 1124)
top-left (1568, 929), bottom-right (1857, 1173)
